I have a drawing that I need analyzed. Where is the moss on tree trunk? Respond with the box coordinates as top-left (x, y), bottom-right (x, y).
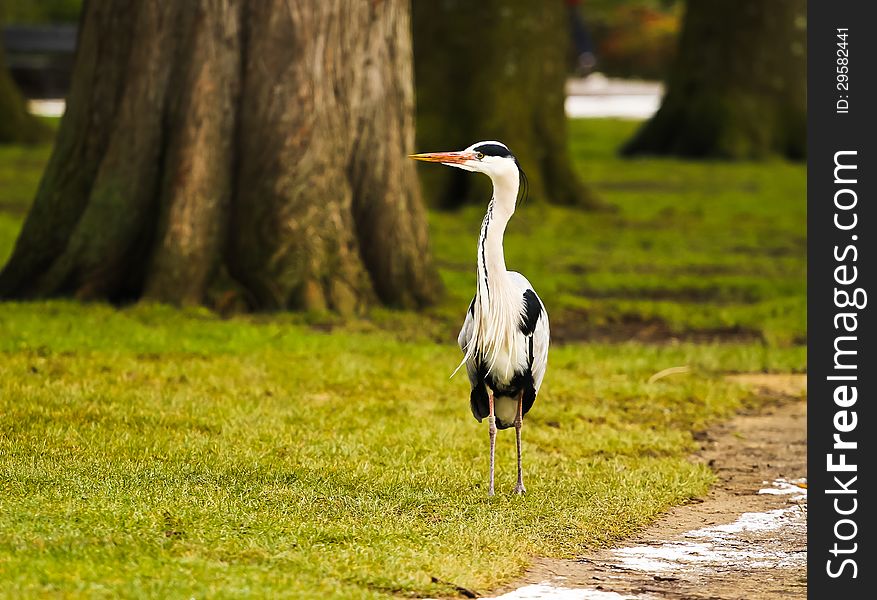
top-left (413, 0), bottom-right (600, 209)
top-left (0, 0), bottom-right (440, 313)
top-left (622, 0), bottom-right (806, 159)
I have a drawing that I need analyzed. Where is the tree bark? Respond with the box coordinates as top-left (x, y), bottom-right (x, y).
top-left (0, 6), bottom-right (53, 144)
top-left (622, 0), bottom-right (806, 159)
top-left (413, 0), bottom-right (601, 209)
top-left (0, 0), bottom-right (440, 313)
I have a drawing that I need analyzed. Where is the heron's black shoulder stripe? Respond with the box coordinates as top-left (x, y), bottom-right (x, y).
top-left (473, 143), bottom-right (514, 158)
top-left (520, 289), bottom-right (542, 335)
top-left (478, 202), bottom-right (493, 297)
top-left (467, 295), bottom-right (476, 316)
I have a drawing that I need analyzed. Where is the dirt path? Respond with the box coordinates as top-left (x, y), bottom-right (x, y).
top-left (484, 374), bottom-right (807, 600)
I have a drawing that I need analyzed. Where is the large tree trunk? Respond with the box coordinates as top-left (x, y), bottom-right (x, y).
top-left (0, 7), bottom-right (53, 144)
top-left (622, 0), bottom-right (806, 159)
top-left (0, 0), bottom-right (440, 313)
top-left (413, 0), bottom-right (600, 209)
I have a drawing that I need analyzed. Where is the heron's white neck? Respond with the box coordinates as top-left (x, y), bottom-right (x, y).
top-left (461, 173), bottom-right (523, 381)
top-left (476, 175), bottom-right (518, 296)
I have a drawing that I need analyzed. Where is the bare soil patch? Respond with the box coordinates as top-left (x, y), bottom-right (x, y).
top-left (551, 312), bottom-right (762, 345)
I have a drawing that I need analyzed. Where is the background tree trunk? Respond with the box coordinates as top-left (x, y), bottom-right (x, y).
top-left (622, 0), bottom-right (806, 159)
top-left (413, 0), bottom-right (600, 209)
top-left (0, 0), bottom-right (440, 313)
top-left (0, 5), bottom-right (53, 144)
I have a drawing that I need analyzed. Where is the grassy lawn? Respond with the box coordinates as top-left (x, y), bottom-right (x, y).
top-left (0, 143), bottom-right (52, 266)
top-left (0, 119), bottom-right (805, 597)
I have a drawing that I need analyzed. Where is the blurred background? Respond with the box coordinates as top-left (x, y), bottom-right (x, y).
top-left (0, 2), bottom-right (807, 596)
top-left (0, 0), bottom-right (806, 345)
top-left (3, 0), bottom-right (680, 117)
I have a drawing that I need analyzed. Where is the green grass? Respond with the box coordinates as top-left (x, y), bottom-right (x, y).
top-left (0, 119), bottom-right (806, 597)
top-left (0, 303), bottom-right (803, 597)
top-left (0, 143), bottom-right (52, 264)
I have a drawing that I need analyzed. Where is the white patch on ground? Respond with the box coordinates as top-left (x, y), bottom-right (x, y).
top-left (758, 477), bottom-right (807, 501)
top-left (565, 75), bottom-right (662, 119)
top-left (612, 506), bottom-right (806, 574)
top-left (27, 99), bottom-right (66, 117)
top-left (565, 95), bottom-right (660, 120)
top-left (482, 583), bottom-right (649, 600)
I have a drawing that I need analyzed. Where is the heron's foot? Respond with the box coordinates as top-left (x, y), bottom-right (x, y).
top-left (512, 483), bottom-right (526, 495)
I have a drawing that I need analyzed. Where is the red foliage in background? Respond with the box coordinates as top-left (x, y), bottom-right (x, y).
top-left (590, 5), bottom-right (680, 80)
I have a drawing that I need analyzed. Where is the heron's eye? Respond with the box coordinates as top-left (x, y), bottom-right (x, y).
top-left (475, 152), bottom-right (484, 160)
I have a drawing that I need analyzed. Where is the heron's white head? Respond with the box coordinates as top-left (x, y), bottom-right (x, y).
top-left (410, 140), bottom-right (525, 210)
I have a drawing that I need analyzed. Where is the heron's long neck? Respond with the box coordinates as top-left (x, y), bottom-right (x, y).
top-left (467, 176), bottom-right (521, 378)
top-left (477, 178), bottom-right (517, 299)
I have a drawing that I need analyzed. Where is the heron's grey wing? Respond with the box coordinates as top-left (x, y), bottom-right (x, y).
top-left (530, 303), bottom-right (549, 394)
top-left (458, 296), bottom-right (478, 389)
top-left (520, 289), bottom-right (549, 395)
top-left (457, 296), bottom-right (475, 351)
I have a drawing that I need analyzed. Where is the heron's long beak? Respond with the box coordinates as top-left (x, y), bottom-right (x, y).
top-left (409, 151), bottom-right (476, 165)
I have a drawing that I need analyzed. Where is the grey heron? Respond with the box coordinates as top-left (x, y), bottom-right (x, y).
top-left (411, 141), bottom-right (550, 496)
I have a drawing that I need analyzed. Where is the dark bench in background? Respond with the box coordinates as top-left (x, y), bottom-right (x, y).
top-left (2, 25), bottom-right (76, 99)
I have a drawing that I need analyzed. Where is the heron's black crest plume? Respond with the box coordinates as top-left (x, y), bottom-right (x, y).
top-left (515, 160), bottom-right (529, 208)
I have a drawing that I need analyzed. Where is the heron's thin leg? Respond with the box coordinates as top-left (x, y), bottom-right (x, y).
top-left (488, 389), bottom-right (496, 497)
top-left (513, 391), bottom-right (525, 494)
